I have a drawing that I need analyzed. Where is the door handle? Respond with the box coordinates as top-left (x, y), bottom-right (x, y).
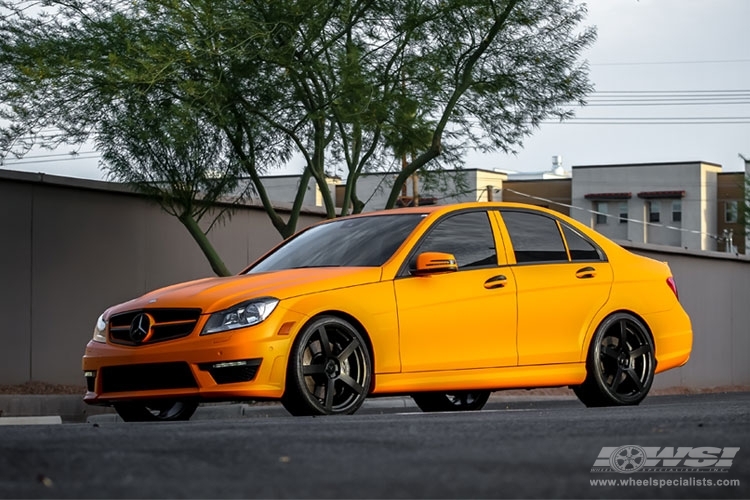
top-left (576, 266), bottom-right (596, 279)
top-left (484, 275), bottom-right (507, 289)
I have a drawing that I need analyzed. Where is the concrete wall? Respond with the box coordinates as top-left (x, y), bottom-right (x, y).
top-left (0, 170), bottom-right (325, 385)
top-left (622, 242), bottom-right (750, 389)
top-left (1, 169), bottom-right (747, 390)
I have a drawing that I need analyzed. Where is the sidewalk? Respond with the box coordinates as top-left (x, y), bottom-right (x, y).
top-left (0, 392), bottom-right (578, 424)
top-left (2, 387), bottom-right (747, 425)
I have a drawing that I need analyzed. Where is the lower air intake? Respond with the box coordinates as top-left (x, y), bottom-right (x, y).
top-left (101, 362), bottom-right (197, 393)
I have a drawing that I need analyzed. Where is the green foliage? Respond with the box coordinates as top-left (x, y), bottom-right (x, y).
top-left (0, 0), bottom-right (596, 247)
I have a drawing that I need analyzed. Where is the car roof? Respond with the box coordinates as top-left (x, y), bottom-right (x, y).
top-left (347, 202), bottom-right (561, 218)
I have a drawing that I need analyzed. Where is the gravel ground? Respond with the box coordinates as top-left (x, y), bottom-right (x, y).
top-left (0, 382), bottom-right (86, 395)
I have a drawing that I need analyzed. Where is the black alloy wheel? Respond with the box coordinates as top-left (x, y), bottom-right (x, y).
top-left (113, 399), bottom-right (198, 422)
top-left (574, 312), bottom-right (655, 407)
top-left (412, 391), bottom-right (491, 412)
top-left (282, 316), bottom-right (372, 416)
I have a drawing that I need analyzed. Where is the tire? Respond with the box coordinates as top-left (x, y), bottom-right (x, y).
top-left (282, 316), bottom-right (372, 416)
top-left (412, 391), bottom-right (491, 412)
top-left (574, 312), bottom-right (655, 407)
top-left (113, 399), bottom-right (198, 422)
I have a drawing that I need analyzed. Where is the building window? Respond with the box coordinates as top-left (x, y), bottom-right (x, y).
top-left (618, 202), bottom-right (628, 224)
top-left (595, 202), bottom-right (608, 224)
top-left (725, 201), bottom-right (739, 223)
top-left (672, 200), bottom-right (682, 223)
top-left (648, 201), bottom-right (660, 223)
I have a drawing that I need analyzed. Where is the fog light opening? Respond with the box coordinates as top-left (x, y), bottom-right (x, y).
top-left (84, 370), bottom-right (96, 392)
top-left (212, 361), bottom-right (248, 369)
top-left (198, 358), bottom-right (263, 385)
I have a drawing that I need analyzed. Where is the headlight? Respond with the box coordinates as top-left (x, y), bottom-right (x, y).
top-left (201, 297), bottom-right (279, 335)
top-left (92, 314), bottom-right (107, 343)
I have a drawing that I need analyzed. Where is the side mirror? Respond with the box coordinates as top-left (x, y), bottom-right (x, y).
top-left (414, 252), bottom-right (459, 275)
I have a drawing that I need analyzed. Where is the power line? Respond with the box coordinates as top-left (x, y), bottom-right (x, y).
top-left (543, 120), bottom-right (750, 125)
top-left (591, 59), bottom-right (750, 67)
top-left (1, 151), bottom-right (98, 160)
top-left (1, 154), bottom-right (101, 166)
top-left (558, 116), bottom-right (750, 121)
top-left (590, 90), bottom-right (750, 95)
top-left (501, 188), bottom-right (727, 241)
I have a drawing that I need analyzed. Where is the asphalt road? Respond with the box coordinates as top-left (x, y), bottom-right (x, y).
top-left (0, 393), bottom-right (748, 499)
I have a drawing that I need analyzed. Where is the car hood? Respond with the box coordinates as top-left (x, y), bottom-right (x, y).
top-left (107, 267), bottom-right (383, 316)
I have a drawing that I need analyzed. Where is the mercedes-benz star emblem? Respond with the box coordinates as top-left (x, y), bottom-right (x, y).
top-left (129, 313), bottom-right (152, 343)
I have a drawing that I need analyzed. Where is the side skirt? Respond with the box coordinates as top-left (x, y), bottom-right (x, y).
top-left (372, 363), bottom-right (587, 394)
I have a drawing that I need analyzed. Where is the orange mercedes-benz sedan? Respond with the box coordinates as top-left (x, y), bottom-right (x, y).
top-left (82, 202), bottom-right (692, 421)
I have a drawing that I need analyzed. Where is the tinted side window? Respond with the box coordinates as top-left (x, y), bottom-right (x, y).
top-left (413, 211), bottom-right (497, 271)
top-left (501, 211), bottom-right (568, 263)
top-left (562, 224), bottom-right (603, 261)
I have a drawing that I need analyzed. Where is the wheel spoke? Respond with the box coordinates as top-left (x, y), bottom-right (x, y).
top-left (317, 325), bottom-right (332, 357)
top-left (601, 344), bottom-right (620, 360)
top-left (324, 378), bottom-right (335, 411)
top-left (625, 368), bottom-right (645, 392)
top-left (303, 363), bottom-right (325, 375)
top-left (610, 367), bottom-right (624, 392)
top-left (337, 338), bottom-right (361, 362)
top-left (339, 373), bottom-right (364, 395)
top-left (630, 345), bottom-right (651, 359)
top-left (618, 320), bottom-right (628, 346)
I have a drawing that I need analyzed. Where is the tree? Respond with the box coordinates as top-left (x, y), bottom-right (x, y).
top-left (0, 0), bottom-right (596, 255)
top-left (98, 97), bottom-right (247, 277)
top-left (377, 0), bottom-right (596, 208)
top-left (0, 0), bottom-right (297, 271)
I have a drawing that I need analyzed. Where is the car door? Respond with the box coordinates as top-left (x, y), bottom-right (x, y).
top-left (497, 209), bottom-right (613, 366)
top-left (394, 210), bottom-right (518, 372)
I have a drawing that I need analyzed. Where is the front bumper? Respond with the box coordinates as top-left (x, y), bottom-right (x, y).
top-left (82, 309), bottom-right (303, 405)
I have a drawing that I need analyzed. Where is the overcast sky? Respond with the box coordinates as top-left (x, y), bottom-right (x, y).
top-left (3, 0), bottom-right (749, 179)
top-left (482, 0), bottom-right (750, 174)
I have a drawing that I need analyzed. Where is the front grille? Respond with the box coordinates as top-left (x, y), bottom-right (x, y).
top-left (109, 308), bottom-right (201, 346)
top-left (199, 359), bottom-right (262, 385)
top-left (101, 362), bottom-right (198, 393)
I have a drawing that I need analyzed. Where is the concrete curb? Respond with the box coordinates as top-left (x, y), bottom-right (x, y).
top-left (0, 393), bottom-right (580, 424)
top-left (2, 388), bottom-right (748, 424)
top-left (0, 416), bottom-right (62, 426)
top-left (0, 394), bottom-right (113, 423)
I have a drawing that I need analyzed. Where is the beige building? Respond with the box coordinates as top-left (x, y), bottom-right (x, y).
top-left (501, 178), bottom-right (572, 216)
top-left (571, 161), bottom-right (722, 252)
top-left (335, 168), bottom-right (508, 211)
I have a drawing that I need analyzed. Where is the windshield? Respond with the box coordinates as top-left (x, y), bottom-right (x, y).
top-left (246, 214), bottom-right (425, 273)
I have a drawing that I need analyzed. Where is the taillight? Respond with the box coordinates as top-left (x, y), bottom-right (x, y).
top-left (666, 276), bottom-right (679, 300)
